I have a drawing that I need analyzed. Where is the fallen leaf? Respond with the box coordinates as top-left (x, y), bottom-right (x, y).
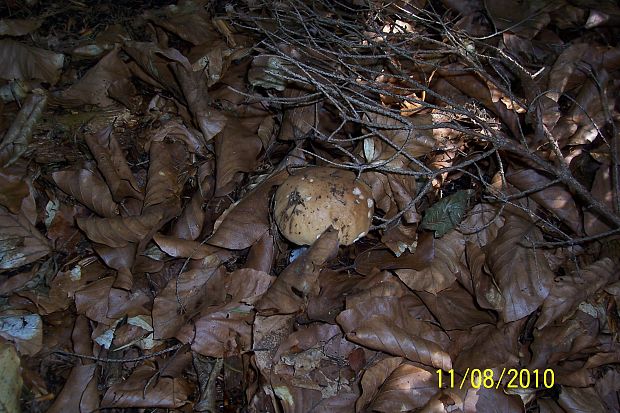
top-left (485, 215), bottom-right (554, 322)
top-left (0, 206), bottom-right (50, 270)
top-left (0, 39), bottom-right (64, 84)
top-left (53, 169), bottom-right (119, 217)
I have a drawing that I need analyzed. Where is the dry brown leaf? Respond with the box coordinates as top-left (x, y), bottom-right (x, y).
top-left (359, 358), bottom-right (439, 412)
top-left (355, 231), bottom-right (434, 275)
top-left (255, 228), bottom-right (339, 315)
top-left (208, 171), bottom-right (287, 250)
top-left (506, 169), bottom-right (583, 235)
top-left (553, 71), bottom-right (611, 146)
top-left (537, 258), bottom-right (616, 329)
top-left (0, 39), bottom-right (64, 84)
top-left (440, 67), bottom-right (520, 134)
top-left (176, 268), bottom-right (273, 356)
top-left (53, 169), bottom-right (119, 217)
top-left (0, 19), bottom-right (42, 36)
top-left (76, 208), bottom-right (165, 248)
top-left (0, 167), bottom-right (30, 214)
top-left (153, 233), bottom-right (220, 259)
top-left (363, 112), bottom-right (438, 161)
top-left (416, 281), bottom-right (495, 330)
top-left (0, 206), bottom-right (50, 270)
top-left (46, 364), bottom-right (99, 413)
top-left (557, 385), bottom-right (609, 412)
top-left (460, 203), bottom-right (505, 248)
top-left (122, 41), bottom-right (186, 95)
top-left (269, 375), bottom-right (323, 413)
top-left (171, 192), bottom-right (206, 241)
top-left (345, 315), bottom-right (452, 370)
top-left (0, 91), bottom-right (47, 167)
top-left (485, 0), bottom-right (552, 38)
top-left (170, 62), bottom-right (227, 142)
top-left (143, 139), bottom-right (189, 212)
top-left (252, 314), bottom-right (296, 378)
top-left (84, 126), bottom-right (143, 202)
top-left (148, 121), bottom-right (210, 157)
top-left (245, 231), bottom-right (276, 273)
top-left (152, 262), bottom-right (225, 339)
top-left (279, 88), bottom-right (320, 140)
top-left (395, 229), bottom-right (466, 294)
top-left (584, 164), bottom-right (614, 236)
top-left (458, 386), bottom-right (525, 412)
top-left (145, 5), bottom-right (219, 46)
top-left (451, 320), bottom-right (524, 373)
top-left (529, 312), bottom-right (598, 371)
top-left (213, 119), bottom-right (264, 197)
top-left (101, 363), bottom-right (192, 409)
top-left (356, 357), bottom-right (404, 412)
top-left (54, 46), bottom-right (131, 107)
top-left (485, 215), bottom-right (554, 322)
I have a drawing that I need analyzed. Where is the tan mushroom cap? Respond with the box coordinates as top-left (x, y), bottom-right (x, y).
top-left (274, 167), bottom-right (374, 245)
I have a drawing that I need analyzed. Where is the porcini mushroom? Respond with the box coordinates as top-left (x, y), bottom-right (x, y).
top-left (273, 167), bottom-right (374, 245)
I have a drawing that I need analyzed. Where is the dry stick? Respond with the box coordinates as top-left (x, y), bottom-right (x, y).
top-left (53, 343), bottom-right (184, 363)
top-left (242, 2), bottom-right (620, 237)
top-left (493, 133), bottom-right (620, 229)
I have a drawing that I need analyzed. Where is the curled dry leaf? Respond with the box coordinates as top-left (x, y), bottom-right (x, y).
top-left (170, 62), bottom-right (227, 142)
top-left (84, 126), bottom-right (143, 201)
top-left (122, 40), bottom-right (188, 99)
top-left (0, 206), bottom-right (50, 270)
top-left (484, 215), bottom-right (554, 322)
top-left (153, 233), bottom-right (221, 259)
top-left (279, 88), bottom-right (320, 140)
top-left (53, 169), bottom-right (119, 217)
top-left (148, 120), bottom-right (210, 157)
top-left (355, 231), bottom-right (434, 275)
top-left (76, 207), bottom-right (165, 248)
top-left (143, 140), bottom-right (189, 212)
top-left (557, 386), bottom-right (609, 413)
top-left (460, 203), bottom-right (505, 248)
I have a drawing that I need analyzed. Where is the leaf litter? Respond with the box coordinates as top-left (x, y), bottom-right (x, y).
top-left (0, 0), bottom-right (619, 412)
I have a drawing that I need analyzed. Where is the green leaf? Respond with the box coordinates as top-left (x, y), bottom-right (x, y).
top-left (421, 190), bottom-right (474, 238)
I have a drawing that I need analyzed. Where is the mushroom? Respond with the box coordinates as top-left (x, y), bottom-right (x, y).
top-left (273, 167), bottom-right (374, 245)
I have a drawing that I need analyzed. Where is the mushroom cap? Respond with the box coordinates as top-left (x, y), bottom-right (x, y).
top-left (274, 167), bottom-right (374, 245)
